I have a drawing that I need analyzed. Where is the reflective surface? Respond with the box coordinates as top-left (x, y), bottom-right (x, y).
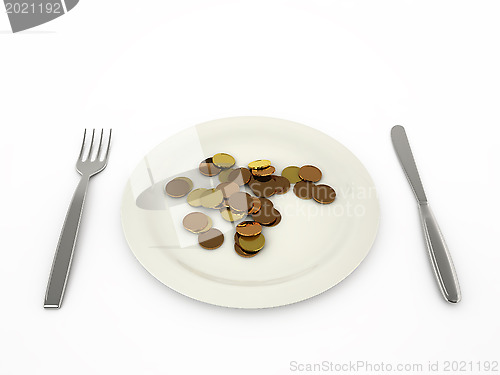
top-left (391, 125), bottom-right (461, 303)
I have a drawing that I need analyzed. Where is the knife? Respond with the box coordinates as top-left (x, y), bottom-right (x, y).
top-left (391, 125), bottom-right (461, 303)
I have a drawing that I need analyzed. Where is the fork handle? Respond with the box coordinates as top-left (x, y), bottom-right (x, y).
top-left (44, 175), bottom-right (90, 308)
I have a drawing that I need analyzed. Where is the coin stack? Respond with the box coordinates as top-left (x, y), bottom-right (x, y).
top-left (234, 221), bottom-right (264, 257)
top-left (165, 153), bottom-right (336, 256)
top-left (247, 159), bottom-right (291, 198)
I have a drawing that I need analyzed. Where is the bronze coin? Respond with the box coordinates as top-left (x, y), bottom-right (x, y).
top-left (218, 168), bottom-right (235, 183)
top-left (227, 192), bottom-right (253, 213)
top-left (248, 177), bottom-right (276, 198)
top-left (252, 175), bottom-right (273, 182)
top-left (248, 197), bottom-right (262, 214)
top-left (281, 166), bottom-right (301, 184)
top-left (299, 165), bottom-right (322, 182)
top-left (252, 207), bottom-right (280, 226)
top-left (165, 179), bottom-right (192, 198)
top-left (212, 153), bottom-right (236, 169)
top-left (238, 233), bottom-right (265, 253)
top-left (259, 197), bottom-right (274, 209)
top-left (261, 208), bottom-right (281, 227)
top-left (248, 159), bottom-right (271, 170)
top-left (220, 207), bottom-right (246, 222)
top-left (293, 180), bottom-right (315, 200)
top-left (227, 167), bottom-right (252, 185)
top-left (234, 243), bottom-right (258, 258)
top-left (173, 177), bottom-right (193, 190)
top-left (312, 184), bottom-right (336, 204)
top-left (236, 221), bottom-right (262, 237)
top-left (267, 212), bottom-right (282, 227)
top-left (251, 166), bottom-right (275, 177)
top-left (183, 212), bottom-right (210, 233)
top-left (216, 182), bottom-right (240, 199)
top-left (273, 175), bottom-right (291, 195)
top-left (199, 158), bottom-right (221, 177)
top-left (198, 228), bottom-right (224, 250)
top-left (256, 197), bottom-right (274, 216)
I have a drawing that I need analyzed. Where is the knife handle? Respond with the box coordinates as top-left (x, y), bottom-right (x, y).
top-left (418, 203), bottom-right (461, 303)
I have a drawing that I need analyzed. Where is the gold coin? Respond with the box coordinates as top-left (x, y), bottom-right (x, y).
top-left (213, 153), bottom-right (236, 169)
top-left (238, 233), bottom-right (265, 253)
top-left (234, 243), bottom-right (259, 258)
top-left (214, 199), bottom-right (229, 209)
top-left (220, 207), bottom-right (246, 222)
top-left (187, 188), bottom-right (208, 207)
top-left (281, 166), bottom-right (301, 184)
top-left (183, 212), bottom-right (209, 233)
top-left (173, 177), bottom-right (193, 190)
top-left (234, 233), bottom-right (261, 255)
top-left (248, 159), bottom-right (271, 170)
top-left (200, 188), bottom-right (224, 208)
top-left (218, 168), bottom-right (235, 183)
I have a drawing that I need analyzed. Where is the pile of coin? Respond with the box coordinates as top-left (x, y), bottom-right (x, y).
top-left (199, 153), bottom-right (235, 177)
top-left (246, 159), bottom-right (291, 198)
top-left (182, 211), bottom-right (224, 250)
top-left (227, 192), bottom-right (282, 256)
top-left (166, 153), bottom-right (335, 256)
top-left (288, 165), bottom-right (336, 204)
top-left (234, 221), bottom-right (264, 257)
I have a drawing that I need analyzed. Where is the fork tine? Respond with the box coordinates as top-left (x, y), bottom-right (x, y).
top-left (96, 129), bottom-right (104, 160)
top-left (87, 129), bottom-right (96, 161)
top-left (78, 129), bottom-right (87, 161)
top-left (103, 129), bottom-right (112, 162)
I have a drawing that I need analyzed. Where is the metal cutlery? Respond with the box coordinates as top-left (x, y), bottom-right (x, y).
top-left (391, 125), bottom-right (461, 303)
top-left (44, 129), bottom-right (112, 308)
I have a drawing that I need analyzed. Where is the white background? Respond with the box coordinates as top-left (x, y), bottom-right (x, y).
top-left (1, 1), bottom-right (499, 374)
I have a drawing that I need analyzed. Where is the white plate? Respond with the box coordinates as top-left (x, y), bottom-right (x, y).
top-left (121, 117), bottom-right (380, 308)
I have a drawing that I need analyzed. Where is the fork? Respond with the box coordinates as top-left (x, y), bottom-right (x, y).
top-left (44, 129), bottom-right (112, 309)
